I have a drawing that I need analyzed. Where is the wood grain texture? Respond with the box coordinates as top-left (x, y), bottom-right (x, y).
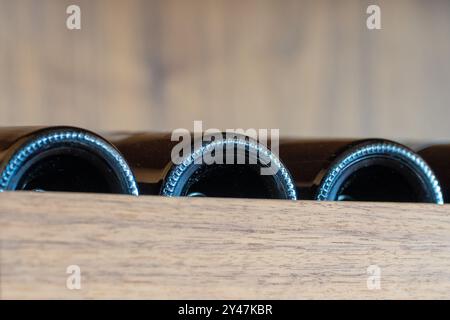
top-left (1, 0), bottom-right (450, 140)
top-left (1, 192), bottom-right (450, 299)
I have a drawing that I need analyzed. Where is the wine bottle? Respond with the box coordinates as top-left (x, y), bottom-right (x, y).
top-left (311, 139), bottom-right (443, 203)
top-left (0, 126), bottom-right (138, 195)
top-left (418, 144), bottom-right (450, 203)
top-left (112, 132), bottom-right (297, 199)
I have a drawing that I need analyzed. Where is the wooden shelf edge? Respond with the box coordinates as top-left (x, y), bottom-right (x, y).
top-left (1, 192), bottom-right (450, 299)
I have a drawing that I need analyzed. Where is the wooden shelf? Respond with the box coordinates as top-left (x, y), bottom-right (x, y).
top-left (1, 192), bottom-right (450, 299)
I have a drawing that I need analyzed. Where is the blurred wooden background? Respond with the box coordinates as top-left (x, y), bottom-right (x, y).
top-left (0, 0), bottom-right (449, 139)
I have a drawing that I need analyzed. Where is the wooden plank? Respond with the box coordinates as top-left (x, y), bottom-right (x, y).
top-left (1, 192), bottom-right (450, 299)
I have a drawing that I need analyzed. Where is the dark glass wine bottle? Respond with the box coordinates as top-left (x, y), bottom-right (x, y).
top-left (279, 139), bottom-right (442, 203)
top-left (112, 132), bottom-right (297, 200)
top-left (0, 126), bottom-right (138, 195)
top-left (418, 144), bottom-right (450, 203)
